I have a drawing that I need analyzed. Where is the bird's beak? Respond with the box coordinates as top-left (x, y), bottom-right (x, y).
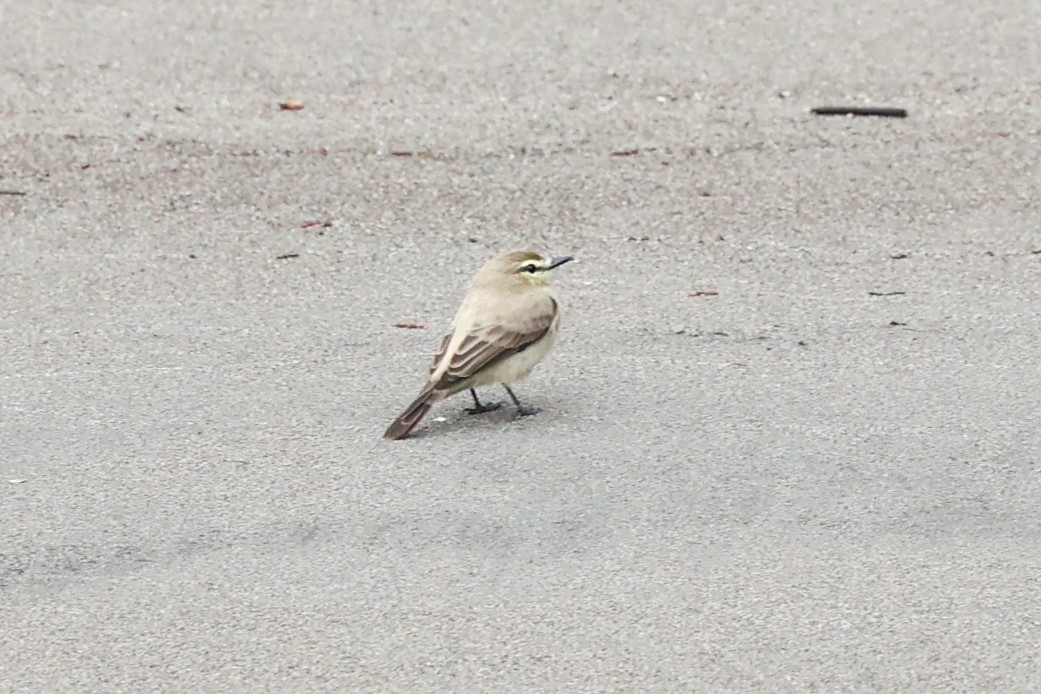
top-left (547, 255), bottom-right (574, 270)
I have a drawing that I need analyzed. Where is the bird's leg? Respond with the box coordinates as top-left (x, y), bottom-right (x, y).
top-left (464, 388), bottom-right (503, 415)
top-left (503, 385), bottom-right (541, 416)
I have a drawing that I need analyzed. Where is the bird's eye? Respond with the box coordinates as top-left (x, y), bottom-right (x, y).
top-left (522, 264), bottom-right (537, 273)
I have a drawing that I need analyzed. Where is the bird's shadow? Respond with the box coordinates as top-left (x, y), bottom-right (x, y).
top-left (406, 401), bottom-right (538, 440)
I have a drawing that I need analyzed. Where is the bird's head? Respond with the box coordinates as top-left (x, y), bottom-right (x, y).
top-left (478, 250), bottom-right (574, 288)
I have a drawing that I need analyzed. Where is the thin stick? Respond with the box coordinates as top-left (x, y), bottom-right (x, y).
top-left (811, 106), bottom-right (908, 118)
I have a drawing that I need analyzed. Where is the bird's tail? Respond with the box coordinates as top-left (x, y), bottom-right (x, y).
top-left (384, 387), bottom-right (442, 440)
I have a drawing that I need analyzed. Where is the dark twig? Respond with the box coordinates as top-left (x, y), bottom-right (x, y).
top-left (812, 106), bottom-right (908, 118)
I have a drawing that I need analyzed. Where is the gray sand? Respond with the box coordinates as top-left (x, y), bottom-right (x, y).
top-left (2, 1), bottom-right (1040, 691)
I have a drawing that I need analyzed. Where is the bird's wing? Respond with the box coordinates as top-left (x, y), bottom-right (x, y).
top-left (431, 297), bottom-right (557, 390)
top-left (429, 333), bottom-right (453, 374)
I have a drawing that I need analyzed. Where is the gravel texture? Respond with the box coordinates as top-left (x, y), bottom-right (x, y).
top-left (2, 1), bottom-right (1040, 691)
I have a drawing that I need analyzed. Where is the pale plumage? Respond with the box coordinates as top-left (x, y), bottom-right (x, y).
top-left (384, 250), bottom-right (572, 440)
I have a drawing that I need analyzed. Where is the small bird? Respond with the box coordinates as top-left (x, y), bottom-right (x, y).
top-left (384, 249), bottom-right (574, 440)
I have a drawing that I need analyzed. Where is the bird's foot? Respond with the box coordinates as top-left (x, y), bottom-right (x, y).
top-left (465, 401), bottom-right (504, 415)
top-left (515, 405), bottom-right (541, 417)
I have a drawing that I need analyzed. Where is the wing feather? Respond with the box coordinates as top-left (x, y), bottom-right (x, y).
top-left (429, 333), bottom-right (452, 374)
top-left (432, 298), bottom-right (556, 390)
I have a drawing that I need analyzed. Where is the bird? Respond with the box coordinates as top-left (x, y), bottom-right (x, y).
top-left (383, 249), bottom-right (574, 440)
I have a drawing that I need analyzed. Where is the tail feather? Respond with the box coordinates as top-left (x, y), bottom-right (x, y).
top-left (384, 388), bottom-right (441, 440)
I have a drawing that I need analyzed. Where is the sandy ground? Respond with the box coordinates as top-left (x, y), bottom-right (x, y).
top-left (2, 1), bottom-right (1041, 691)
